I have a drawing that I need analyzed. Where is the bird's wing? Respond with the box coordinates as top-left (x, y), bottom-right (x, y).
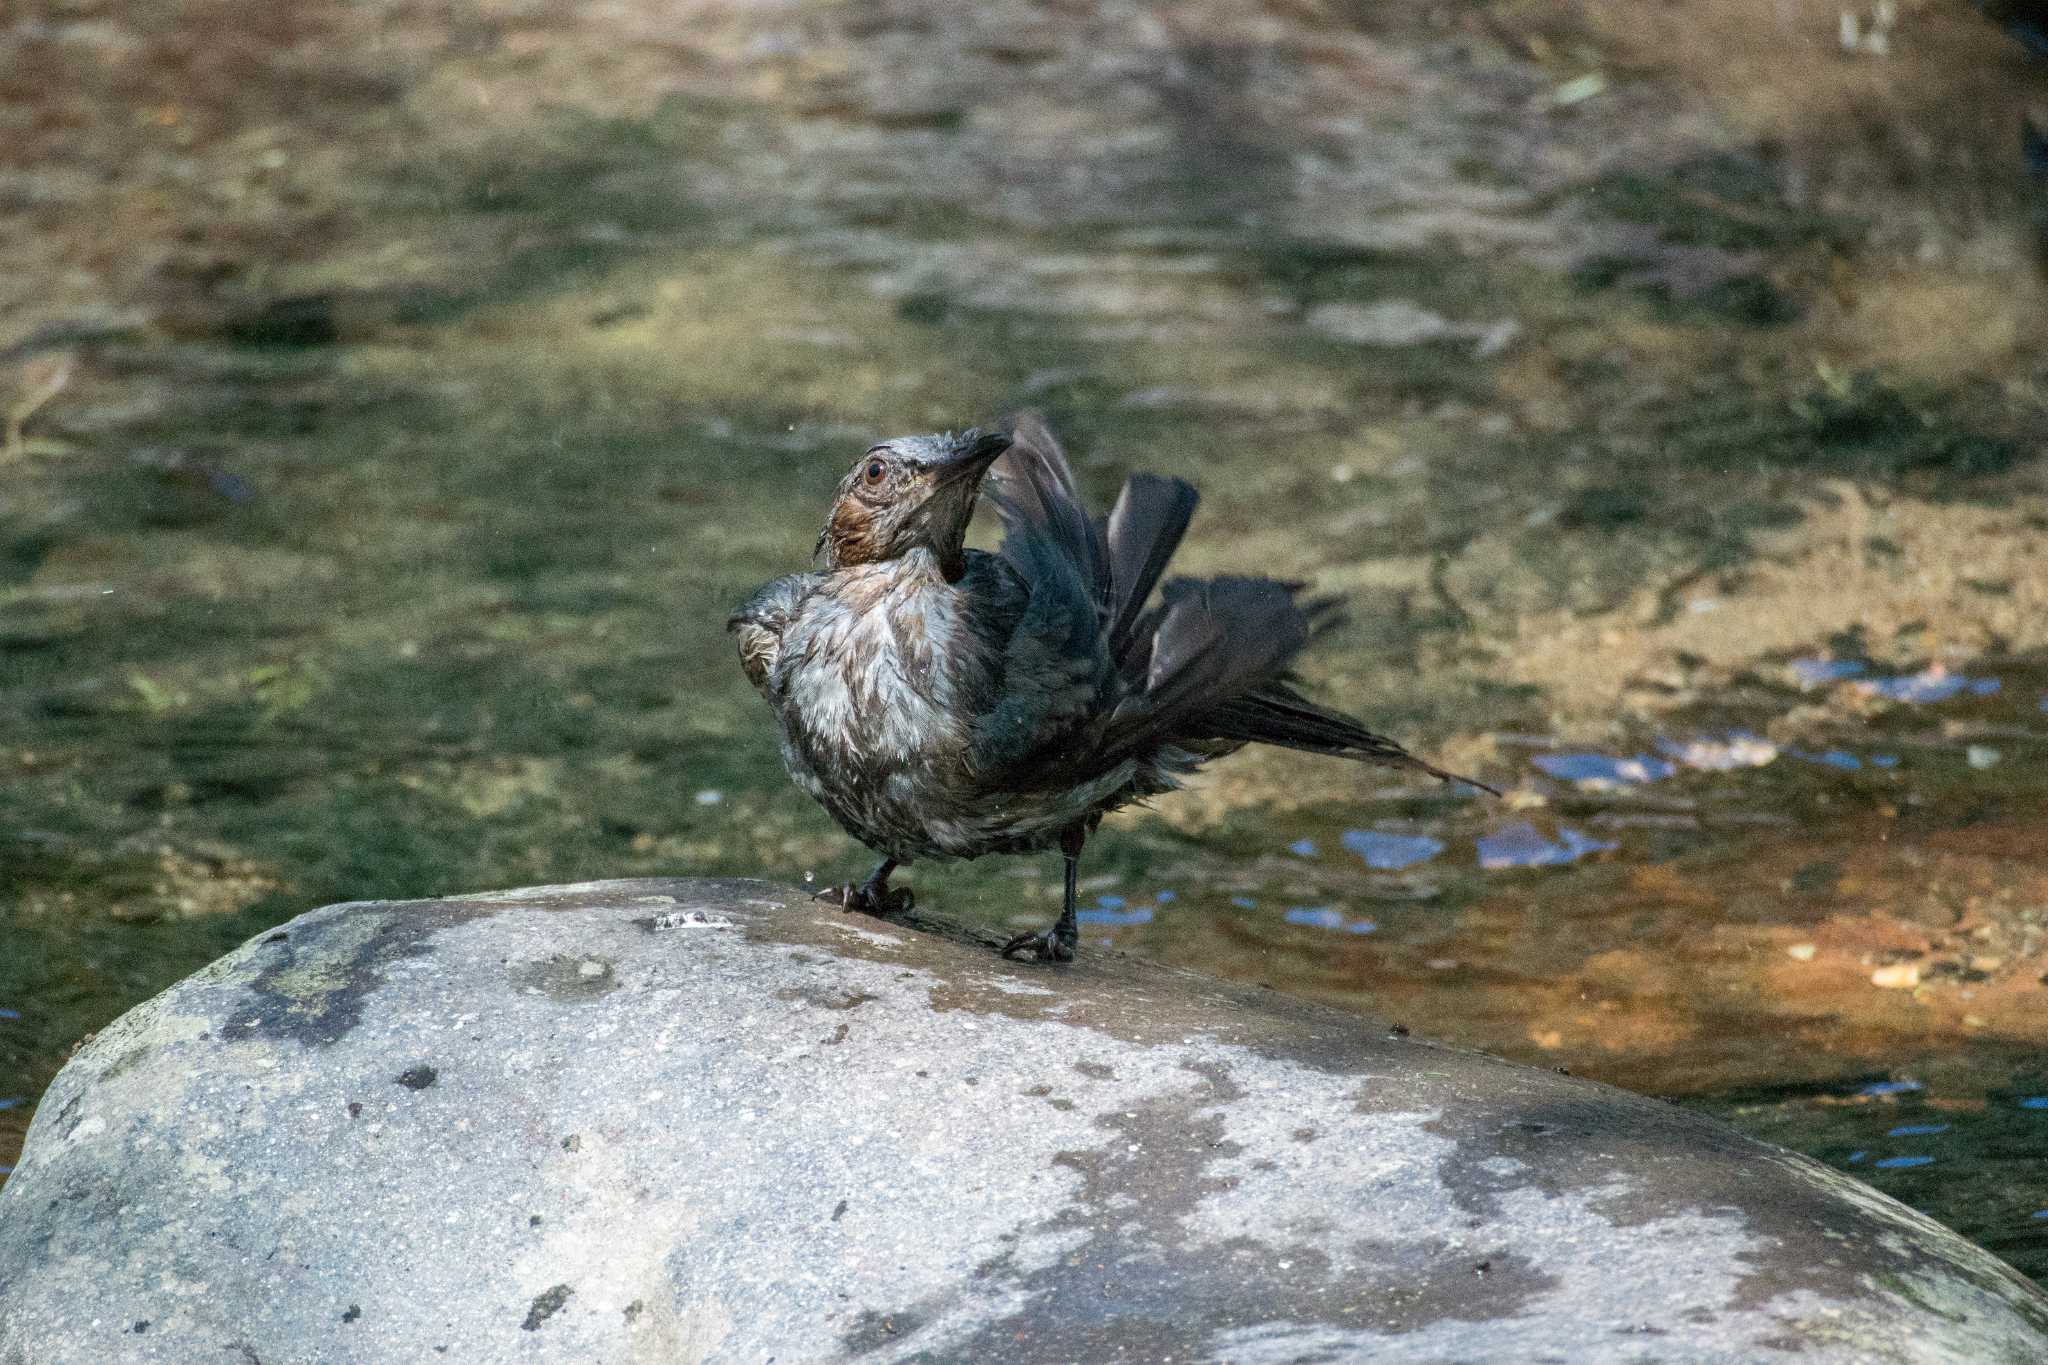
top-left (985, 413), bottom-right (1110, 619)
top-left (726, 573), bottom-right (818, 699)
top-left (962, 551), bottom-right (1113, 776)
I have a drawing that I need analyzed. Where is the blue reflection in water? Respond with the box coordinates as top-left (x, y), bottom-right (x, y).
top-left (1860, 670), bottom-right (2000, 703)
top-left (1875, 1155), bottom-right (1936, 1170)
top-left (1859, 1080), bottom-right (1924, 1097)
top-left (1288, 839), bottom-right (1318, 858)
top-left (0, 1009), bottom-right (20, 1021)
top-left (1340, 830), bottom-right (1444, 870)
top-left (1155, 890), bottom-right (1177, 904)
top-left (1845, 1151), bottom-right (1868, 1165)
top-left (1284, 907), bottom-right (1377, 935)
top-left (1477, 823), bottom-right (1615, 870)
top-left (1229, 896), bottom-right (1258, 910)
top-left (1871, 754), bottom-right (1900, 769)
top-left (1791, 657), bottom-right (1868, 688)
top-left (1529, 753), bottom-right (1675, 785)
top-left (2019, 1097), bottom-right (2048, 1110)
top-left (1076, 906), bottom-right (1153, 927)
top-left (1888, 1124), bottom-right (1950, 1137)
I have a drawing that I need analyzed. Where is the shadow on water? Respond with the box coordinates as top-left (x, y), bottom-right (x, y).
top-left (4, 0), bottom-right (2047, 1287)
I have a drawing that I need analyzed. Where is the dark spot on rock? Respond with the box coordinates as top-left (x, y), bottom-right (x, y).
top-left (529, 1214), bottom-right (542, 1227)
top-left (775, 986), bottom-right (878, 1011)
top-left (396, 1065), bottom-right (437, 1091)
top-left (226, 905), bottom-right (491, 1047)
top-left (100, 1044), bottom-right (153, 1083)
top-left (1292, 1127), bottom-right (1318, 1143)
top-left (1475, 1259), bottom-right (1492, 1274)
top-left (1073, 1061), bottom-right (1114, 1080)
top-left (131, 1320), bottom-right (150, 1334)
top-left (264, 932), bottom-right (289, 945)
top-left (1388, 1023), bottom-right (1410, 1038)
top-left (341, 1304), bottom-right (361, 1323)
top-left (831, 1199), bottom-right (849, 1222)
top-left (914, 1069), bottom-right (928, 1078)
top-left (1251, 1159), bottom-right (1278, 1172)
top-left (843, 1308), bottom-right (922, 1352)
top-left (1025, 1085), bottom-right (1052, 1097)
top-left (1048, 1098), bottom-right (1075, 1112)
top-left (823, 1023), bottom-right (850, 1045)
top-left (561, 1134), bottom-right (581, 1152)
top-left (623, 1300), bottom-right (644, 1324)
top-left (347, 1101), bottom-right (362, 1119)
top-left (508, 954), bottom-right (620, 1002)
top-left (1555, 1067), bottom-right (1572, 1076)
top-left (522, 1284), bottom-right (573, 1331)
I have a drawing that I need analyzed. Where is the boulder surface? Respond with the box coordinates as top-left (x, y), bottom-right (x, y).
top-left (2, 877), bottom-right (2045, 1364)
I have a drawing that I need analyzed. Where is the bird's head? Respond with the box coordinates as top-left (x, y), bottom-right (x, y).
top-left (816, 427), bottom-right (1012, 580)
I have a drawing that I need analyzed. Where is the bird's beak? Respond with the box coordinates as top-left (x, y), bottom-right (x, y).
top-left (933, 428), bottom-right (1013, 484)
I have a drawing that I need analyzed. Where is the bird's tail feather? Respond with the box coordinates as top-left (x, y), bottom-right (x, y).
top-left (1099, 576), bottom-right (1310, 757)
top-left (1102, 473), bottom-right (1199, 662)
top-left (1197, 682), bottom-right (1502, 795)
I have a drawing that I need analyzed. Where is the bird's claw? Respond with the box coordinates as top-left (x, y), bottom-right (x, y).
top-left (1000, 926), bottom-right (1076, 963)
top-left (815, 883), bottom-right (913, 917)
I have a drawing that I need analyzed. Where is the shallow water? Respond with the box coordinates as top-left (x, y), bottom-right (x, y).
top-left (5, 0), bottom-right (2047, 1282)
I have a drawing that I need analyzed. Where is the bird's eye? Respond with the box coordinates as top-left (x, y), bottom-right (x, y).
top-left (863, 458), bottom-right (888, 487)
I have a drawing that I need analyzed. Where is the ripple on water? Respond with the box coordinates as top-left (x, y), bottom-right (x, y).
top-left (1659, 731), bottom-right (1778, 771)
top-left (1477, 822), bottom-right (1615, 870)
top-left (1339, 830), bottom-right (1443, 870)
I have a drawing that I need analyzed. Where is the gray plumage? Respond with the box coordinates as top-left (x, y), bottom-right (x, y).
top-left (729, 416), bottom-right (1495, 960)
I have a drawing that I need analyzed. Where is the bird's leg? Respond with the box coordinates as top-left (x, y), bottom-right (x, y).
top-left (815, 858), bottom-right (913, 917)
top-left (1001, 827), bottom-right (1084, 963)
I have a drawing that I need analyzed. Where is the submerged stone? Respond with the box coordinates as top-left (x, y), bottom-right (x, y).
top-left (1, 878), bottom-right (2044, 1363)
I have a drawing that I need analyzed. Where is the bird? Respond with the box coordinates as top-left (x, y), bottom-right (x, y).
top-left (728, 415), bottom-right (1497, 962)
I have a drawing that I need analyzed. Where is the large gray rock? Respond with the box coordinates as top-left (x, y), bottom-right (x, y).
top-left (2, 878), bottom-right (2044, 1364)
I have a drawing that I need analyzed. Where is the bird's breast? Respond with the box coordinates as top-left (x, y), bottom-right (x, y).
top-left (778, 571), bottom-right (984, 777)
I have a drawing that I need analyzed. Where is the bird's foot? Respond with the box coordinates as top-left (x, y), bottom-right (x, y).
top-left (1000, 923), bottom-right (1077, 963)
top-left (814, 882), bottom-right (913, 917)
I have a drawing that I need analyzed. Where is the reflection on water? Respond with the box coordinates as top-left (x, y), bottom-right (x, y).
top-left (1476, 822), bottom-right (1615, 869)
top-left (1340, 830), bottom-right (1443, 871)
